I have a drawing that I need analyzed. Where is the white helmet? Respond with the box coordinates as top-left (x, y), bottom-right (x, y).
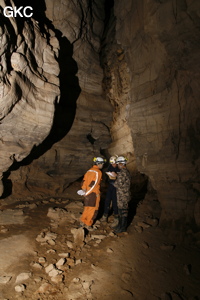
top-left (116, 156), bottom-right (128, 164)
top-left (93, 157), bottom-right (106, 165)
top-left (109, 155), bottom-right (118, 164)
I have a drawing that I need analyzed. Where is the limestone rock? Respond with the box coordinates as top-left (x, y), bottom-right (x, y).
top-left (0, 2), bottom-right (60, 196)
top-left (71, 227), bottom-right (85, 246)
top-left (7, 0), bottom-right (112, 197)
top-left (56, 258), bottom-right (66, 268)
top-left (15, 284), bottom-right (26, 292)
top-left (58, 252), bottom-right (70, 258)
top-left (15, 272), bottom-right (31, 283)
top-left (47, 207), bottom-right (68, 220)
top-left (102, 0), bottom-right (200, 232)
top-left (0, 276), bottom-right (12, 284)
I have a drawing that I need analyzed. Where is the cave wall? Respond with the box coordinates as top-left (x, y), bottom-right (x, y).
top-left (105, 0), bottom-right (200, 229)
top-left (0, 0), bottom-right (60, 196)
top-left (7, 0), bottom-right (112, 197)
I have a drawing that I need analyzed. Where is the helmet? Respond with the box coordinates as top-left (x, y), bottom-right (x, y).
top-left (93, 157), bottom-right (106, 165)
top-left (116, 156), bottom-right (128, 164)
top-left (109, 155), bottom-right (118, 164)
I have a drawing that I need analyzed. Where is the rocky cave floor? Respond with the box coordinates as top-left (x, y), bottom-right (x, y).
top-left (0, 182), bottom-right (200, 300)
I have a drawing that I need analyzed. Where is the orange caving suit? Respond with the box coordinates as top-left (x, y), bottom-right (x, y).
top-left (80, 165), bottom-right (102, 226)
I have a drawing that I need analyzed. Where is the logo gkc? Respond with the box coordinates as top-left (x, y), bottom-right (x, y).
top-left (3, 6), bottom-right (33, 18)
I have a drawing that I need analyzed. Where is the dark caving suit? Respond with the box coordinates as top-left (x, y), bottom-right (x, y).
top-left (104, 164), bottom-right (120, 217)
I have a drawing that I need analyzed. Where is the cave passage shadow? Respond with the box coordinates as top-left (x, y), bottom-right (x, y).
top-left (127, 174), bottom-right (149, 227)
top-left (0, 172), bottom-right (12, 199)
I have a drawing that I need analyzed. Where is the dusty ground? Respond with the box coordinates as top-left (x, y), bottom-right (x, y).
top-left (0, 182), bottom-right (200, 300)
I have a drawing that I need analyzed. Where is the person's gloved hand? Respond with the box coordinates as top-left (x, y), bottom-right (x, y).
top-left (77, 189), bottom-right (86, 196)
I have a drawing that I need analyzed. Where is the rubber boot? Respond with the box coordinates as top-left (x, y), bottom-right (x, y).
top-left (113, 209), bottom-right (122, 230)
top-left (114, 216), bottom-right (127, 233)
top-left (114, 209), bottom-right (128, 233)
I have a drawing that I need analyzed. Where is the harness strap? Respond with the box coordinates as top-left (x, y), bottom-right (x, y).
top-left (85, 170), bottom-right (99, 196)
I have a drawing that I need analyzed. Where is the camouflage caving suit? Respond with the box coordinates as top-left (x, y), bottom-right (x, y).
top-left (114, 168), bottom-right (131, 220)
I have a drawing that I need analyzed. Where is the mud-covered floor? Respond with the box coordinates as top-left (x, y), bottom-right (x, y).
top-left (0, 182), bottom-right (200, 300)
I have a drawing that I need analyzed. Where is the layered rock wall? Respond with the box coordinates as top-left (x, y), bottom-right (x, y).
top-left (7, 0), bottom-right (112, 196)
top-left (0, 0), bottom-right (60, 196)
top-left (100, 5), bottom-right (136, 174)
top-left (106, 0), bottom-right (200, 229)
